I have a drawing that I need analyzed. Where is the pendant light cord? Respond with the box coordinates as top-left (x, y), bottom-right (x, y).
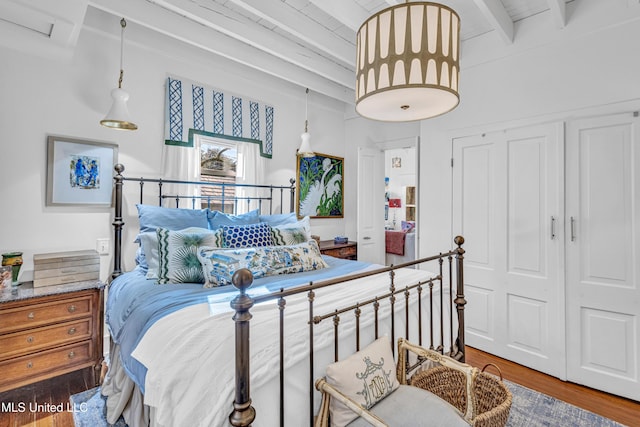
top-left (118, 18), bottom-right (127, 89)
top-left (304, 88), bottom-right (309, 132)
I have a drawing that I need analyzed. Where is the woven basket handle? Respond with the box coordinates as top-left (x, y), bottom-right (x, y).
top-left (481, 363), bottom-right (504, 381)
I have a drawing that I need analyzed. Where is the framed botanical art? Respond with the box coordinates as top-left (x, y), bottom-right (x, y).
top-left (296, 152), bottom-right (344, 218)
top-left (46, 135), bottom-right (118, 207)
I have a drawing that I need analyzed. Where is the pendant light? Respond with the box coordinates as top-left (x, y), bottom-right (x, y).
top-left (355, 2), bottom-right (460, 122)
top-left (100, 18), bottom-right (138, 131)
top-left (298, 88), bottom-right (314, 157)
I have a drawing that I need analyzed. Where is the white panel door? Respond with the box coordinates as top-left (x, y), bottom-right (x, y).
top-left (566, 113), bottom-right (640, 400)
top-left (357, 147), bottom-right (385, 265)
top-left (453, 123), bottom-right (565, 378)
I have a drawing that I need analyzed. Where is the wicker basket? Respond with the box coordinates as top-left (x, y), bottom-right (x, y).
top-left (409, 363), bottom-right (512, 427)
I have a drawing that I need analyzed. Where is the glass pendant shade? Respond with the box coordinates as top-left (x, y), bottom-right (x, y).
top-left (101, 87), bottom-right (137, 130)
top-left (355, 2), bottom-right (460, 122)
top-left (298, 129), bottom-right (314, 158)
top-left (298, 88), bottom-right (314, 157)
top-left (101, 18), bottom-right (137, 131)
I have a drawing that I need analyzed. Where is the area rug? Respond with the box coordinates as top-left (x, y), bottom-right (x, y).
top-left (70, 381), bottom-right (626, 426)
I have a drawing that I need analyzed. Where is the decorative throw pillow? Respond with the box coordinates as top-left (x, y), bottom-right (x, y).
top-left (137, 204), bottom-right (209, 233)
top-left (208, 209), bottom-right (260, 229)
top-left (156, 227), bottom-right (223, 284)
top-left (198, 240), bottom-right (329, 288)
top-left (140, 227), bottom-right (222, 280)
top-left (325, 336), bottom-right (399, 427)
top-left (271, 216), bottom-right (311, 245)
top-left (222, 222), bottom-right (274, 248)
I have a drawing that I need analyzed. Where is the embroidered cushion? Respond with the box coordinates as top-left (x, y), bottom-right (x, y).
top-left (325, 336), bottom-right (400, 427)
top-left (222, 222), bottom-right (274, 248)
top-left (208, 209), bottom-right (260, 229)
top-left (156, 227), bottom-right (223, 284)
top-left (271, 216), bottom-right (311, 245)
top-left (198, 240), bottom-right (328, 288)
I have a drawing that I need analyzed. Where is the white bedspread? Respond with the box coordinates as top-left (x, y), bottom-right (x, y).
top-left (132, 264), bottom-right (438, 427)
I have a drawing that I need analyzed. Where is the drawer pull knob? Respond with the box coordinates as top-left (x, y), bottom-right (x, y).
top-left (26, 336), bottom-right (34, 343)
top-left (68, 327), bottom-right (76, 335)
top-left (27, 362), bottom-right (33, 369)
top-left (27, 312), bottom-right (35, 320)
top-left (68, 305), bottom-right (77, 313)
top-left (68, 351), bottom-right (75, 359)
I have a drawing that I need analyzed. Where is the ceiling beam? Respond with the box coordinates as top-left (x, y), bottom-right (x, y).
top-left (87, 0), bottom-right (354, 103)
top-left (308, 0), bottom-right (369, 32)
top-left (546, 0), bottom-right (566, 28)
top-left (227, 0), bottom-right (354, 68)
top-left (144, 0), bottom-right (352, 88)
top-left (384, 0), bottom-right (401, 5)
top-left (472, 0), bottom-right (514, 44)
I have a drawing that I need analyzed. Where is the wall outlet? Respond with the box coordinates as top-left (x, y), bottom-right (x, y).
top-left (96, 238), bottom-right (110, 255)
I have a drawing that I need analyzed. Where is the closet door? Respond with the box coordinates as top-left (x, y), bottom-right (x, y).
top-left (566, 113), bottom-right (640, 401)
top-left (357, 147), bottom-right (385, 264)
top-left (453, 122), bottom-right (565, 378)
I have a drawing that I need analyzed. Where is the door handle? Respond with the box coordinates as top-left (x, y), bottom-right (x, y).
top-left (570, 217), bottom-right (576, 242)
top-left (550, 216), bottom-right (556, 240)
top-left (363, 236), bottom-right (371, 240)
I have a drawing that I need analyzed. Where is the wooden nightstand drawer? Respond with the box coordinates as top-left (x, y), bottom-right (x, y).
top-left (0, 318), bottom-right (92, 361)
top-left (0, 293), bottom-right (93, 335)
top-left (0, 340), bottom-right (94, 388)
top-left (319, 241), bottom-right (358, 260)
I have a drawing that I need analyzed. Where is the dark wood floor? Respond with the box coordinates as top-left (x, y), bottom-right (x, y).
top-left (1, 349), bottom-right (639, 426)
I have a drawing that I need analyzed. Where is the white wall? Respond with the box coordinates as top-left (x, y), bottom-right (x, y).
top-left (0, 7), bottom-right (349, 282)
top-left (419, 0), bottom-right (640, 255)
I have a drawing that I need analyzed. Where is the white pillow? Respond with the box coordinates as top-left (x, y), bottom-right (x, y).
top-left (271, 216), bottom-right (311, 245)
top-left (325, 336), bottom-right (399, 427)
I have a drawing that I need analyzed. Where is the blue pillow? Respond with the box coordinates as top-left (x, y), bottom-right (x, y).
top-left (259, 212), bottom-right (297, 226)
top-left (222, 222), bottom-right (274, 248)
top-left (209, 209), bottom-right (260, 229)
top-left (137, 204), bottom-right (209, 233)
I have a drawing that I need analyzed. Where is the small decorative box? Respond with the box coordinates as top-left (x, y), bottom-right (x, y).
top-left (33, 250), bottom-right (99, 288)
top-left (333, 236), bottom-right (348, 244)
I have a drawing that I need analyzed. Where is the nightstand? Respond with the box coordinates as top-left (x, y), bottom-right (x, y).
top-left (0, 280), bottom-right (104, 393)
top-left (319, 240), bottom-right (358, 260)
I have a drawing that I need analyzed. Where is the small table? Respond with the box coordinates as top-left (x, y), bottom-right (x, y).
top-left (319, 240), bottom-right (357, 260)
top-left (0, 280), bottom-right (104, 393)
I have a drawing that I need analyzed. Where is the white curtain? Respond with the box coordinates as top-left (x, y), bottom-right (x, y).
top-left (235, 141), bottom-right (265, 214)
top-left (160, 142), bottom-right (201, 209)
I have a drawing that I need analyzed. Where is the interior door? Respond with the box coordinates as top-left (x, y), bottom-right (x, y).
top-left (453, 122), bottom-right (566, 378)
top-left (357, 147), bottom-right (385, 264)
top-left (566, 113), bottom-right (640, 400)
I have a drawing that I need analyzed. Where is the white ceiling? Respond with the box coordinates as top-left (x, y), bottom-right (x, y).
top-left (2, 0), bottom-right (575, 103)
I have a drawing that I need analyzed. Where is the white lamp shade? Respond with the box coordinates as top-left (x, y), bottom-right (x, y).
top-left (355, 2), bottom-right (460, 122)
top-left (298, 131), bottom-right (314, 157)
top-left (100, 87), bottom-right (138, 130)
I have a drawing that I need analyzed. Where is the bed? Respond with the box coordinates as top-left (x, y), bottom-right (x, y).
top-left (102, 164), bottom-right (467, 427)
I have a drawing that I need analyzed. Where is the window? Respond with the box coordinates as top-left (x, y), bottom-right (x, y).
top-left (199, 139), bottom-right (238, 211)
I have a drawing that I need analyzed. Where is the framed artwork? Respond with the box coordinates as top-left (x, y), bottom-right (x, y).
top-left (296, 152), bottom-right (344, 218)
top-left (46, 135), bottom-right (118, 207)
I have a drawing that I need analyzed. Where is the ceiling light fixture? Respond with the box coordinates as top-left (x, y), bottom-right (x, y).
top-left (100, 18), bottom-right (138, 131)
top-left (298, 88), bottom-right (315, 157)
top-left (355, 2), bottom-right (460, 122)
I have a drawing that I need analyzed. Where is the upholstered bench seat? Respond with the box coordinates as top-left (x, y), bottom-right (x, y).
top-left (346, 384), bottom-right (469, 427)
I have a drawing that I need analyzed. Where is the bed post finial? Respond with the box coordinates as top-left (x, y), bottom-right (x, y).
top-left (230, 268), bottom-right (256, 426)
top-left (112, 164), bottom-right (125, 282)
top-left (453, 235), bottom-right (466, 361)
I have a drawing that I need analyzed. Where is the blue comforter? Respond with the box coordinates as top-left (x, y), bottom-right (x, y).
top-left (106, 256), bottom-right (371, 392)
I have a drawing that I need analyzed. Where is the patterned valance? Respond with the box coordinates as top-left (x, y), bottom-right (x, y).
top-left (164, 76), bottom-right (274, 158)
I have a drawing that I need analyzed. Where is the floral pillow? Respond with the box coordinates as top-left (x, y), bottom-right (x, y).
top-left (156, 227), bottom-right (223, 284)
top-left (325, 336), bottom-right (399, 427)
top-left (198, 240), bottom-right (328, 288)
top-left (271, 216), bottom-right (311, 245)
top-left (222, 222), bottom-right (274, 248)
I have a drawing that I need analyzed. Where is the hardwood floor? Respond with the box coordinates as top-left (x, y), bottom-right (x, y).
top-left (465, 346), bottom-right (640, 427)
top-left (1, 350), bottom-right (639, 426)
